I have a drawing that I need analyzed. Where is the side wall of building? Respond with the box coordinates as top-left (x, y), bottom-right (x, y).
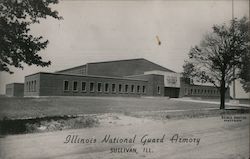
top-left (56, 65), bottom-right (87, 75)
top-left (25, 73), bottom-right (149, 97)
top-left (127, 74), bottom-right (165, 97)
top-left (179, 80), bottom-right (230, 98)
top-left (6, 83), bottom-right (24, 97)
top-left (5, 84), bottom-right (14, 96)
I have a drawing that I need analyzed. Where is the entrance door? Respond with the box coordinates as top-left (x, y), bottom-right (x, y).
top-left (164, 87), bottom-right (180, 98)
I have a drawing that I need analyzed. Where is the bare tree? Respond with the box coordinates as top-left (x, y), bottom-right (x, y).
top-left (183, 17), bottom-right (249, 109)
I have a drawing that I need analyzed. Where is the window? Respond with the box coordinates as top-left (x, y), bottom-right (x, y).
top-left (125, 84), bottom-right (129, 93)
top-left (142, 86), bottom-right (146, 93)
top-left (97, 83), bottom-right (102, 92)
top-left (137, 85), bottom-right (140, 93)
top-left (112, 84), bottom-right (116, 93)
top-left (185, 88), bottom-right (188, 95)
top-left (32, 81), bottom-right (34, 92)
top-left (105, 83), bottom-right (109, 92)
top-left (34, 80), bottom-right (36, 92)
top-left (90, 82), bottom-right (95, 92)
top-left (190, 89), bottom-right (193, 94)
top-left (30, 81), bottom-right (32, 92)
top-left (73, 81), bottom-right (78, 91)
top-left (28, 81), bottom-right (30, 92)
top-left (26, 82), bottom-right (29, 91)
top-left (157, 86), bottom-right (161, 94)
top-left (63, 81), bottom-right (69, 91)
top-left (119, 84), bottom-right (122, 93)
top-left (81, 82), bottom-right (86, 91)
top-left (131, 85), bottom-right (135, 93)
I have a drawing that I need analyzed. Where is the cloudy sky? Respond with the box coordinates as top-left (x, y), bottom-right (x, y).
top-left (0, 0), bottom-right (249, 94)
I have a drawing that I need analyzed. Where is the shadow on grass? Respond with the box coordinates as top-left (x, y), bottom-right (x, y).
top-left (0, 115), bottom-right (99, 135)
top-left (128, 109), bottom-right (250, 120)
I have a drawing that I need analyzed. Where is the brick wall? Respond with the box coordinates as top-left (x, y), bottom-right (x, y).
top-left (6, 83), bottom-right (24, 97)
top-left (126, 74), bottom-right (165, 96)
top-left (25, 73), bottom-right (149, 97)
top-left (24, 74), bottom-right (40, 96)
top-left (179, 79), bottom-right (230, 98)
top-left (5, 84), bottom-right (14, 96)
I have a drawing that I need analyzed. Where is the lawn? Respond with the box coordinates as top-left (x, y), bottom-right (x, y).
top-left (0, 96), bottom-right (240, 119)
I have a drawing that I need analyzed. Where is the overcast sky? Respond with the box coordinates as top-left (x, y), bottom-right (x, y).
top-left (0, 0), bottom-right (249, 94)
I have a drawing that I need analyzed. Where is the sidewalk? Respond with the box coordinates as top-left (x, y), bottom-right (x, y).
top-left (171, 98), bottom-right (250, 108)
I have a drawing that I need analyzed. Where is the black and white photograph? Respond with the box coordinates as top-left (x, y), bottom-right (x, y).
top-left (0, 0), bottom-right (249, 158)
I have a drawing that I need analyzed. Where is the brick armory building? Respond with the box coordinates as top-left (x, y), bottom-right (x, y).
top-left (6, 58), bottom-right (228, 98)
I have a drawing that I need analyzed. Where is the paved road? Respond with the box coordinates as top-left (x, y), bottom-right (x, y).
top-left (0, 114), bottom-right (249, 159)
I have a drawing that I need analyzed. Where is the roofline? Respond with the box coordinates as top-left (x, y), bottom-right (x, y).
top-left (55, 58), bottom-right (145, 73)
top-left (25, 72), bottom-right (148, 82)
top-left (142, 59), bottom-right (175, 73)
top-left (187, 83), bottom-right (218, 88)
top-left (88, 58), bottom-right (175, 72)
top-left (6, 83), bottom-right (24, 85)
top-left (87, 58), bottom-right (145, 65)
top-left (55, 58), bottom-right (175, 73)
top-left (125, 74), bottom-right (164, 78)
top-left (55, 64), bottom-right (86, 73)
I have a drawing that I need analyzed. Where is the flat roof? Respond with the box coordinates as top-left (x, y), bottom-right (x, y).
top-left (6, 83), bottom-right (24, 85)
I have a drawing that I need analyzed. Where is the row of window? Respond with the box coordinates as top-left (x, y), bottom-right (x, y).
top-left (63, 81), bottom-right (147, 94)
top-left (26, 80), bottom-right (37, 92)
top-left (185, 88), bottom-right (219, 95)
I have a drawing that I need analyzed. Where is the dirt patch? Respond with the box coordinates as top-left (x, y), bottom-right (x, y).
top-left (0, 115), bottom-right (99, 135)
top-left (0, 108), bottom-right (249, 136)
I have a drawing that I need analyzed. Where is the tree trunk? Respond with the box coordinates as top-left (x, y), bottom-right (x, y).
top-left (220, 78), bottom-right (226, 109)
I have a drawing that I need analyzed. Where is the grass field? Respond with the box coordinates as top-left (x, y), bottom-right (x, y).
top-left (0, 96), bottom-right (246, 120)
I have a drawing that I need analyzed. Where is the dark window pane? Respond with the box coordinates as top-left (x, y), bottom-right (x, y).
top-left (98, 83), bottom-right (102, 92)
top-left (64, 81), bottom-right (69, 91)
top-left (90, 83), bottom-right (94, 92)
top-left (137, 85), bottom-right (140, 93)
top-left (119, 84), bottom-right (122, 92)
top-left (105, 83), bottom-right (109, 92)
top-left (73, 81), bottom-right (78, 91)
top-left (81, 82), bottom-right (86, 91)
top-left (142, 86), bottom-right (146, 93)
top-left (112, 84), bottom-right (116, 92)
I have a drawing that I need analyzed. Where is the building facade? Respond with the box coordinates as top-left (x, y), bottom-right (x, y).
top-left (24, 72), bottom-right (164, 97)
top-left (5, 83), bottom-right (24, 97)
top-left (6, 58), bottom-right (230, 98)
